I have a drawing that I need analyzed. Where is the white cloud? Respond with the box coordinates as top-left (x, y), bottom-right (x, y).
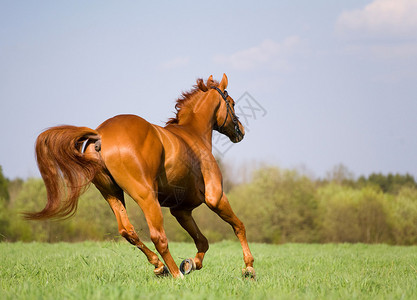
top-left (158, 56), bottom-right (189, 70)
top-left (336, 0), bottom-right (417, 39)
top-left (213, 36), bottom-right (303, 71)
top-left (336, 0), bottom-right (417, 60)
top-left (344, 42), bottom-right (417, 59)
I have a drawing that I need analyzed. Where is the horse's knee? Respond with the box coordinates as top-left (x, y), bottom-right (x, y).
top-left (150, 231), bottom-right (169, 255)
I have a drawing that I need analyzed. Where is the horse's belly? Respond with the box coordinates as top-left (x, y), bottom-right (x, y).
top-left (157, 162), bottom-right (205, 208)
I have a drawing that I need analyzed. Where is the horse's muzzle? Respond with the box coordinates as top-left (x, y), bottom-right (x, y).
top-left (231, 129), bottom-right (245, 143)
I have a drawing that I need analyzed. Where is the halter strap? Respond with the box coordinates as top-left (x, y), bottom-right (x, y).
top-left (211, 87), bottom-right (243, 137)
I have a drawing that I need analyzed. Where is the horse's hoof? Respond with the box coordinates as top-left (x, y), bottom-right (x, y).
top-left (154, 265), bottom-right (170, 277)
top-left (179, 258), bottom-right (196, 275)
top-left (242, 266), bottom-right (256, 280)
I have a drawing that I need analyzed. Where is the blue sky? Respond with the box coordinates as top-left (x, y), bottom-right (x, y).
top-left (1, 0), bottom-right (416, 179)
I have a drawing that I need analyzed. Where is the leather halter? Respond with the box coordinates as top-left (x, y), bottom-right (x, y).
top-left (212, 87), bottom-right (243, 138)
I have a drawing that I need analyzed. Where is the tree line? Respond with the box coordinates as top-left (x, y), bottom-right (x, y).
top-left (0, 164), bottom-right (416, 244)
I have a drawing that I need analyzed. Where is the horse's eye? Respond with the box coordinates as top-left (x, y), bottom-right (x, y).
top-left (224, 90), bottom-right (228, 97)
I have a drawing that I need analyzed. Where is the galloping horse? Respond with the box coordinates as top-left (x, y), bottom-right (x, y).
top-left (25, 74), bottom-right (255, 279)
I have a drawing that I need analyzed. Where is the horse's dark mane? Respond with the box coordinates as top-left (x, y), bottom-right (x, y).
top-left (166, 78), bottom-right (218, 125)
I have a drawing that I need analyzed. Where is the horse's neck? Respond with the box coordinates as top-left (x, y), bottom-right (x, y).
top-left (180, 95), bottom-right (216, 150)
top-left (180, 118), bottom-right (213, 149)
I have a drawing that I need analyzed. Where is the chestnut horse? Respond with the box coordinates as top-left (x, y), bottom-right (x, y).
top-left (25, 74), bottom-right (255, 279)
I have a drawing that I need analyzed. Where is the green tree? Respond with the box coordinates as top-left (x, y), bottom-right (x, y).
top-left (387, 186), bottom-right (417, 245)
top-left (325, 163), bottom-right (355, 186)
top-left (10, 178), bottom-right (120, 242)
top-left (0, 165), bottom-right (11, 241)
top-left (317, 184), bottom-right (391, 243)
top-left (0, 166), bottom-right (9, 201)
top-left (357, 173), bottom-right (417, 194)
top-left (0, 197), bottom-right (11, 241)
top-left (229, 167), bottom-right (318, 244)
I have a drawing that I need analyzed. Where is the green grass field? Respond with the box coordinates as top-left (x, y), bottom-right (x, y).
top-left (1, 241), bottom-right (416, 299)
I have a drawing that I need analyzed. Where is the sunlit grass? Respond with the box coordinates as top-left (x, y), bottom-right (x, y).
top-left (1, 241), bottom-right (416, 299)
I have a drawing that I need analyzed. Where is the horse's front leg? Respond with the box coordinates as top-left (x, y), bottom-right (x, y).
top-left (206, 193), bottom-right (255, 279)
top-left (170, 208), bottom-right (209, 274)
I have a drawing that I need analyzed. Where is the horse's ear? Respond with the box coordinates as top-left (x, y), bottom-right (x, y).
top-left (218, 73), bottom-right (228, 91)
top-left (206, 75), bottom-right (214, 88)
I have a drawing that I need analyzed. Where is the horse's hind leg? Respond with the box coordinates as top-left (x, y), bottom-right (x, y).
top-left (92, 177), bottom-right (168, 276)
top-left (206, 193), bottom-right (255, 279)
top-left (170, 208), bottom-right (208, 273)
top-left (121, 181), bottom-right (182, 278)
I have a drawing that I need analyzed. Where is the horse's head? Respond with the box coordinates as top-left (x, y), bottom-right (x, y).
top-left (166, 74), bottom-right (245, 143)
top-left (210, 74), bottom-right (245, 143)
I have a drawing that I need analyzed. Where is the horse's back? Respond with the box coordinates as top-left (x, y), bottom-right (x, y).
top-left (97, 114), bottom-right (157, 147)
top-left (96, 114), bottom-right (164, 185)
